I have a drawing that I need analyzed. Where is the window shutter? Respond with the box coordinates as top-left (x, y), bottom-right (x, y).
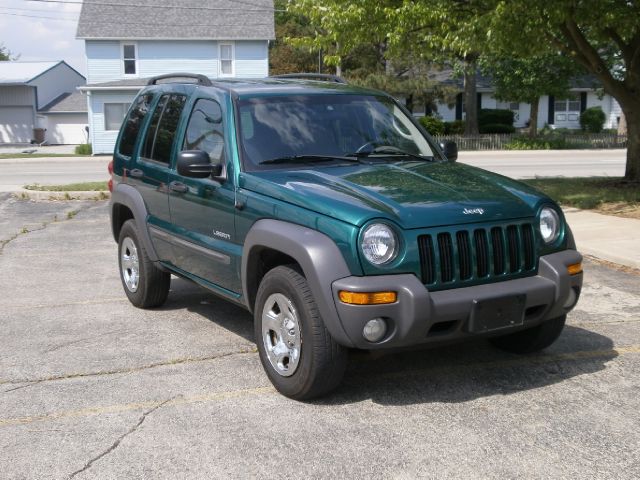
top-left (548, 96), bottom-right (555, 125)
top-left (455, 93), bottom-right (463, 121)
top-left (477, 93), bottom-right (482, 111)
top-left (580, 92), bottom-right (587, 112)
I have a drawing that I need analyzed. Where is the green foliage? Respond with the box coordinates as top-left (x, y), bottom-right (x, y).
top-left (478, 109), bottom-right (514, 127)
top-left (24, 181), bottom-right (108, 192)
top-left (444, 120), bottom-right (465, 135)
top-left (270, 0), bottom-right (319, 74)
top-left (419, 116), bottom-right (445, 135)
top-left (479, 123), bottom-right (516, 134)
top-left (505, 137), bottom-right (569, 150)
top-left (0, 44), bottom-right (16, 61)
top-left (479, 53), bottom-right (579, 104)
top-left (580, 107), bottom-right (606, 133)
top-left (74, 144), bottom-right (92, 155)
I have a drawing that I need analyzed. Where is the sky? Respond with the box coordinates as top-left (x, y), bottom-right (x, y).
top-left (1, 0), bottom-right (86, 75)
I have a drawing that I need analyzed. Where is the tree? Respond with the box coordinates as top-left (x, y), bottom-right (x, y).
top-left (479, 53), bottom-right (580, 137)
top-left (269, 0), bottom-right (319, 74)
top-left (0, 44), bottom-right (16, 61)
top-left (285, 0), bottom-right (492, 134)
top-left (488, 0), bottom-right (640, 181)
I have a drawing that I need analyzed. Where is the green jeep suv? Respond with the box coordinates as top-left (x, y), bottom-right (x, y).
top-left (109, 73), bottom-right (583, 400)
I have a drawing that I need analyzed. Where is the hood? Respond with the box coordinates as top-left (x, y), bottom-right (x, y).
top-left (240, 161), bottom-right (549, 229)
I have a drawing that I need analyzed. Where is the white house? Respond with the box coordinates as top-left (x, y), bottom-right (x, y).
top-left (415, 70), bottom-right (622, 131)
top-left (38, 92), bottom-right (89, 145)
top-left (0, 61), bottom-right (86, 144)
top-left (76, 0), bottom-right (275, 154)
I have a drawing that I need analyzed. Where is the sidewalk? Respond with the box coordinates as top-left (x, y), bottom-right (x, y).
top-left (564, 208), bottom-right (640, 269)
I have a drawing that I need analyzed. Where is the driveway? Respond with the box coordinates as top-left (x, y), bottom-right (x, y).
top-left (1, 198), bottom-right (639, 479)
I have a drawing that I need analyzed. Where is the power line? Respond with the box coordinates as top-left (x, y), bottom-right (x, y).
top-left (0, 12), bottom-right (77, 21)
top-left (24, 0), bottom-right (283, 12)
top-left (0, 6), bottom-right (79, 14)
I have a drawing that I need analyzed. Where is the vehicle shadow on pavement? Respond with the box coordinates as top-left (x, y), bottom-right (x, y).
top-left (161, 278), bottom-right (255, 342)
top-left (321, 325), bottom-right (616, 406)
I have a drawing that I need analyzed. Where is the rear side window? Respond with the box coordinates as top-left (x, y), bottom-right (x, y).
top-left (183, 99), bottom-right (225, 164)
top-left (118, 93), bottom-right (153, 157)
top-left (140, 94), bottom-right (187, 164)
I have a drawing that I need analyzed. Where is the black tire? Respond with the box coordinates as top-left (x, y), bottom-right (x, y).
top-left (254, 265), bottom-right (347, 400)
top-left (489, 315), bottom-right (566, 354)
top-left (118, 219), bottom-right (170, 308)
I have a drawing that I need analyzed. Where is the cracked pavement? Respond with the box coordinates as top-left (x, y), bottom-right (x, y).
top-left (0, 199), bottom-right (639, 479)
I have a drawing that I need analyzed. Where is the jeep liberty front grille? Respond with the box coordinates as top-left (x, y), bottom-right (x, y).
top-left (418, 222), bottom-right (537, 288)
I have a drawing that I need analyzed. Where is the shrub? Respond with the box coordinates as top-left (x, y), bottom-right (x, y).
top-left (505, 136), bottom-right (569, 150)
top-left (419, 116), bottom-right (445, 135)
top-left (75, 143), bottom-right (92, 155)
top-left (580, 107), bottom-right (606, 133)
top-left (479, 109), bottom-right (514, 127)
top-left (479, 123), bottom-right (516, 134)
top-left (444, 120), bottom-right (465, 134)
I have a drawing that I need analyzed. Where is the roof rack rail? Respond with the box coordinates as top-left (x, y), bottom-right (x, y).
top-left (147, 73), bottom-right (213, 87)
top-left (271, 73), bottom-right (348, 84)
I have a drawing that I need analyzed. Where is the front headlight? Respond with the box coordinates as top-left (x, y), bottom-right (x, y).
top-left (361, 223), bottom-right (398, 265)
top-left (540, 207), bottom-right (560, 244)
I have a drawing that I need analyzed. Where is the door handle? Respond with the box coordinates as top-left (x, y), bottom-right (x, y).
top-left (129, 168), bottom-right (143, 178)
top-left (169, 181), bottom-right (189, 194)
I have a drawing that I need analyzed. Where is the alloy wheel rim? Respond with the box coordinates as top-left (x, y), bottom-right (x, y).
top-left (261, 293), bottom-right (302, 377)
top-left (121, 237), bottom-right (140, 293)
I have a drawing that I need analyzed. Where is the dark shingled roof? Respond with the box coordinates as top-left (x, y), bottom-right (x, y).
top-left (39, 92), bottom-right (88, 113)
top-left (76, 0), bottom-right (275, 40)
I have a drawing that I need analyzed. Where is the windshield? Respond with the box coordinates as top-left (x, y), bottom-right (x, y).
top-left (237, 94), bottom-right (439, 170)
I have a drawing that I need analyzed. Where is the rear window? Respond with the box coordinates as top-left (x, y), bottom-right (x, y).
top-left (118, 93), bottom-right (153, 157)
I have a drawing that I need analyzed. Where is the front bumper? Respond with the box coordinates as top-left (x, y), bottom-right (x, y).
top-left (330, 250), bottom-right (583, 349)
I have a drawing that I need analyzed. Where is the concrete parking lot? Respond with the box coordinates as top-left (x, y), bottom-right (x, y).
top-left (1, 196), bottom-right (639, 479)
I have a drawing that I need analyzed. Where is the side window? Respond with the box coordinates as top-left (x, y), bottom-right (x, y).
top-left (140, 94), bottom-right (187, 164)
top-left (118, 93), bottom-right (153, 157)
top-left (183, 99), bottom-right (225, 165)
top-left (123, 44), bottom-right (137, 75)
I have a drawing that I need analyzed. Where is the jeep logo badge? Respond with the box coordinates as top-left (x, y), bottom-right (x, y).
top-left (463, 208), bottom-right (485, 215)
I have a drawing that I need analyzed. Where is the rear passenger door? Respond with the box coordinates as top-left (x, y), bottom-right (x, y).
top-left (129, 93), bottom-right (187, 263)
top-left (168, 96), bottom-right (240, 294)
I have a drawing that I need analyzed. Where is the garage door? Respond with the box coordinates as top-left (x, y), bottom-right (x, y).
top-left (0, 106), bottom-right (34, 143)
top-left (45, 114), bottom-right (89, 145)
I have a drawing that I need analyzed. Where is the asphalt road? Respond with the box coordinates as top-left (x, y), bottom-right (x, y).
top-left (459, 149), bottom-right (627, 179)
top-left (0, 156), bottom-right (111, 192)
top-left (0, 149), bottom-right (627, 192)
top-left (1, 198), bottom-right (639, 479)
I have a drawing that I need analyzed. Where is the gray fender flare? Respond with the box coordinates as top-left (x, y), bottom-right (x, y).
top-left (110, 183), bottom-right (159, 262)
top-left (242, 219), bottom-right (354, 347)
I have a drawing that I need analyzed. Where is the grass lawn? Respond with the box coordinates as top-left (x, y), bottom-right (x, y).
top-left (524, 177), bottom-right (640, 219)
top-left (24, 181), bottom-right (108, 192)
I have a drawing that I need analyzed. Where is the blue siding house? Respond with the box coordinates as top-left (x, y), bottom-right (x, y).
top-left (76, 0), bottom-right (275, 154)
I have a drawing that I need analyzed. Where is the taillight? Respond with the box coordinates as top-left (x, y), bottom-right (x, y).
top-left (107, 161), bottom-right (114, 192)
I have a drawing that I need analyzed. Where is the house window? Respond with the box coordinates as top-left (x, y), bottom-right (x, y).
top-left (104, 103), bottom-right (131, 131)
top-left (554, 95), bottom-right (580, 113)
top-left (123, 43), bottom-right (137, 75)
top-left (219, 43), bottom-right (234, 76)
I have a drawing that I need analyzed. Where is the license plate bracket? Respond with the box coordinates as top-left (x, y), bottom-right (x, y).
top-left (468, 294), bottom-right (526, 334)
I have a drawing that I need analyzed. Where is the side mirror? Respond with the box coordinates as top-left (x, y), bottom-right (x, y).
top-left (177, 150), bottom-right (224, 179)
top-left (440, 141), bottom-right (458, 162)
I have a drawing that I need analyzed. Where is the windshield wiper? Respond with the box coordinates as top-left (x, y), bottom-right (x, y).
top-left (259, 155), bottom-right (361, 165)
top-left (347, 145), bottom-right (435, 162)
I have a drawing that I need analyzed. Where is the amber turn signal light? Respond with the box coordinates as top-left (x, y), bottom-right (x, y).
top-left (338, 291), bottom-right (397, 305)
top-left (567, 262), bottom-right (583, 275)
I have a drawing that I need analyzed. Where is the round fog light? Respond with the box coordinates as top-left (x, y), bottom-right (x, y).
top-left (363, 318), bottom-right (387, 343)
top-left (563, 288), bottom-right (578, 309)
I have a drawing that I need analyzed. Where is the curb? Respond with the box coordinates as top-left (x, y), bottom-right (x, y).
top-left (13, 190), bottom-right (110, 201)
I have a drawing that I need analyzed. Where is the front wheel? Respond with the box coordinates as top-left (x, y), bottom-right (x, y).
top-left (489, 315), bottom-right (566, 354)
top-left (254, 266), bottom-right (347, 400)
